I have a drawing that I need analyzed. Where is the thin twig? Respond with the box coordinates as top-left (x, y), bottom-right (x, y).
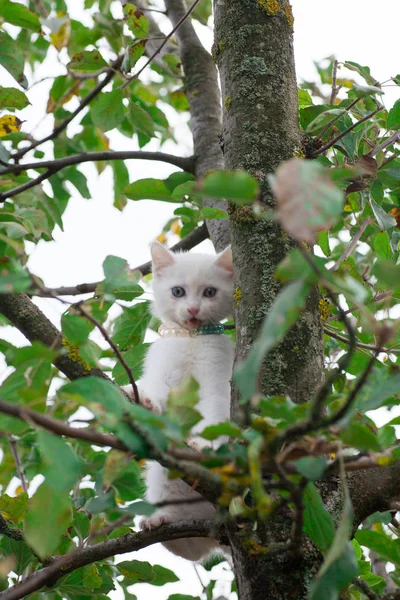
top-left (329, 59), bottom-right (341, 104)
top-left (29, 223), bottom-right (209, 297)
top-left (75, 301), bottom-right (140, 404)
top-left (0, 150), bottom-right (195, 177)
top-left (352, 578), bottom-right (378, 600)
top-left (314, 107), bottom-right (381, 156)
top-left (12, 56), bottom-right (123, 161)
top-left (0, 168), bottom-right (58, 202)
top-left (120, 0), bottom-right (202, 90)
top-left (369, 130), bottom-right (400, 157)
top-left (330, 218), bottom-right (371, 271)
top-left (0, 520), bottom-right (216, 600)
top-left (327, 290), bottom-right (393, 322)
top-left (324, 326), bottom-right (400, 354)
top-left (8, 436), bottom-right (28, 493)
top-left (315, 97), bottom-right (360, 142)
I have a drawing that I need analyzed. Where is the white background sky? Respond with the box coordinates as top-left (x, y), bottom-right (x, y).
top-left (1, 1), bottom-right (400, 598)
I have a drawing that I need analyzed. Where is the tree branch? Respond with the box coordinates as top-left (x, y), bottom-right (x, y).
top-left (0, 293), bottom-right (108, 381)
top-left (30, 222), bottom-right (209, 297)
top-left (0, 398), bottom-right (127, 451)
top-left (330, 218), bottom-right (371, 271)
top-left (0, 520), bottom-right (217, 600)
top-left (314, 107), bottom-right (381, 157)
top-left (0, 169), bottom-right (58, 202)
top-left (0, 150), bottom-right (194, 179)
top-left (164, 0), bottom-right (229, 251)
top-left (11, 56), bottom-right (124, 162)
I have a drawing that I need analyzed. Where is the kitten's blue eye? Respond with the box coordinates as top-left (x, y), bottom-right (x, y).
top-left (203, 287), bottom-right (217, 298)
top-left (172, 286), bottom-right (185, 298)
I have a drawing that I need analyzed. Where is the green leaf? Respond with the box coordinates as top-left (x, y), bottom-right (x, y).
top-left (373, 260), bottom-right (400, 290)
top-left (91, 90), bottom-right (125, 132)
top-left (60, 377), bottom-right (128, 418)
top-left (125, 178), bottom-right (174, 202)
top-left (303, 482), bottom-right (335, 553)
top-left (112, 302), bottom-right (151, 350)
top-left (355, 368), bottom-right (400, 412)
top-left (273, 159), bottom-right (344, 243)
top-left (111, 460), bottom-right (145, 502)
top-left (316, 230), bottom-right (331, 257)
top-left (61, 311), bottom-right (92, 344)
top-left (123, 4), bottom-right (149, 39)
top-left (310, 482), bottom-right (358, 600)
top-left (294, 457), bottom-right (328, 480)
top-left (340, 422), bottom-right (381, 452)
top-left (0, 31), bottom-right (27, 88)
top-left (374, 231), bottom-right (392, 259)
top-left (298, 88), bottom-right (313, 108)
top-left (1, 537), bottom-right (33, 575)
top-left (116, 559), bottom-right (155, 583)
top-left (0, 1), bottom-right (41, 32)
top-left (344, 61), bottom-right (376, 86)
top-left (0, 86), bottom-right (30, 110)
top-left (112, 343), bottom-right (149, 385)
top-left (200, 207), bottom-right (228, 220)
top-left (0, 492), bottom-right (29, 524)
top-left (388, 99), bottom-right (400, 130)
top-left (306, 108), bottom-right (346, 134)
top-left (151, 564), bottom-right (180, 586)
top-left (200, 171), bottom-right (259, 204)
top-left (24, 483), bottom-right (72, 558)
top-left (363, 511), bottom-right (392, 529)
top-left (200, 421), bottom-right (243, 441)
top-left (162, 53), bottom-right (183, 75)
top-left (369, 198), bottom-right (396, 230)
top-left (112, 159), bottom-right (130, 210)
top-left (129, 102), bottom-right (155, 138)
top-left (122, 40), bottom-right (146, 73)
top-left (170, 89), bottom-right (189, 111)
top-left (67, 50), bottom-right (108, 73)
top-left (355, 529), bottom-right (400, 565)
top-left (37, 430), bottom-right (83, 491)
top-left (100, 255), bottom-right (144, 301)
top-left (235, 278), bottom-right (312, 399)
top-left (83, 564), bottom-right (102, 590)
top-left (0, 257), bottom-right (31, 293)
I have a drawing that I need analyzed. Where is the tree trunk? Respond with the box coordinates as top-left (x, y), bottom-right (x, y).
top-left (213, 1), bottom-right (325, 597)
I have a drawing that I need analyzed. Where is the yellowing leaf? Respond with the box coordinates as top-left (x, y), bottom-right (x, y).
top-left (0, 115), bottom-right (23, 137)
top-left (50, 16), bottom-right (71, 51)
top-left (170, 220), bottom-right (182, 235)
top-left (156, 233), bottom-right (167, 244)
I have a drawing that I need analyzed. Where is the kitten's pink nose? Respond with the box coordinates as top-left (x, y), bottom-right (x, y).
top-left (188, 306), bottom-right (200, 316)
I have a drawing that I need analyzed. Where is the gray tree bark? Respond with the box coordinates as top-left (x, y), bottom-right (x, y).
top-left (212, 1), bottom-right (325, 598)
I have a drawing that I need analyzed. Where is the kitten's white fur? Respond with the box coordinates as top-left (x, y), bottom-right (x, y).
top-left (136, 242), bottom-right (234, 561)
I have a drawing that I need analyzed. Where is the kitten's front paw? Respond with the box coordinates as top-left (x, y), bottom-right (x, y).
top-left (140, 514), bottom-right (170, 530)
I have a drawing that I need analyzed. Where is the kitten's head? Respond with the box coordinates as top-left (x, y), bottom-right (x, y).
top-left (151, 242), bottom-right (233, 329)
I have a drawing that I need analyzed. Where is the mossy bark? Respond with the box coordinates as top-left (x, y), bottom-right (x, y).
top-left (213, 1), bottom-right (325, 598)
top-left (213, 0), bottom-right (324, 413)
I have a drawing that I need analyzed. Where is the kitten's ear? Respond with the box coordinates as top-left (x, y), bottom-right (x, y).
top-left (215, 245), bottom-right (233, 276)
top-left (151, 242), bottom-right (176, 275)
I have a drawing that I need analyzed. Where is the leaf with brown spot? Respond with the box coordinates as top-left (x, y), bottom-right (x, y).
top-left (273, 158), bottom-right (344, 243)
top-left (123, 4), bottom-right (149, 39)
top-left (388, 207), bottom-right (400, 228)
top-left (0, 115), bottom-right (23, 137)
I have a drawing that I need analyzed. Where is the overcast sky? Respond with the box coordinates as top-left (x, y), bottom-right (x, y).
top-left (1, 1), bottom-right (400, 598)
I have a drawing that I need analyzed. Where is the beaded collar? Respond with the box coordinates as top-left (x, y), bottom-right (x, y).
top-left (158, 322), bottom-right (224, 338)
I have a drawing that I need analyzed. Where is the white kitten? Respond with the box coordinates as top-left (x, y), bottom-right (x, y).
top-left (137, 242), bottom-right (234, 561)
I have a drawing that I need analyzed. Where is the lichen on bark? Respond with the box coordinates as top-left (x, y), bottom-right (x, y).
top-left (213, 0), bottom-right (325, 597)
